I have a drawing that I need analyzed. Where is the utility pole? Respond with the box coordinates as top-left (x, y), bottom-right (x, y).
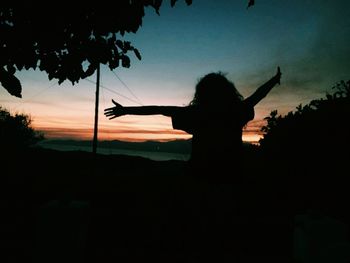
top-left (92, 64), bottom-right (100, 155)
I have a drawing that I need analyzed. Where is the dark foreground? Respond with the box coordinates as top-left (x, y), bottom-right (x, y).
top-left (2, 147), bottom-right (350, 262)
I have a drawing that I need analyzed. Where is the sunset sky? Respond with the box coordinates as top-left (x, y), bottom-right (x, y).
top-left (1, 0), bottom-right (349, 144)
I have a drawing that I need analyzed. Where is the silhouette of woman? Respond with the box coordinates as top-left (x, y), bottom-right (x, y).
top-left (104, 67), bottom-right (282, 260)
top-left (105, 67), bottom-right (281, 181)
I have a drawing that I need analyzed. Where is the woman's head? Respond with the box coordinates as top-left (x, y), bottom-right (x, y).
top-left (190, 72), bottom-right (243, 107)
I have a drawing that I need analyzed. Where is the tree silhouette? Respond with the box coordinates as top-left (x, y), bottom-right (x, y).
top-left (0, 1), bottom-right (192, 97)
top-left (0, 106), bottom-right (44, 150)
top-left (260, 80), bottom-right (350, 170)
top-left (259, 81), bottom-right (350, 221)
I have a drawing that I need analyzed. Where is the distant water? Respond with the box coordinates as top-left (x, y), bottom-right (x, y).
top-left (39, 143), bottom-right (190, 161)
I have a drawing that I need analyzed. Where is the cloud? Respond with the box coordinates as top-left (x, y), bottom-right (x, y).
top-left (232, 1), bottom-right (350, 125)
top-left (241, 0), bottom-right (350, 97)
top-left (286, 1), bottom-right (350, 90)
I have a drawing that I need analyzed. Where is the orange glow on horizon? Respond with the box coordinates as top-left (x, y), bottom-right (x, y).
top-left (31, 109), bottom-right (265, 143)
top-left (37, 126), bottom-right (192, 142)
top-left (242, 134), bottom-right (263, 145)
top-left (35, 122), bottom-right (264, 144)
top-left (3, 96), bottom-right (265, 144)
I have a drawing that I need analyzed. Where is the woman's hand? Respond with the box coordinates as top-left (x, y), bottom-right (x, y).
top-left (104, 99), bottom-right (125, 119)
top-left (244, 66), bottom-right (283, 107)
top-left (275, 66), bottom-right (282, 85)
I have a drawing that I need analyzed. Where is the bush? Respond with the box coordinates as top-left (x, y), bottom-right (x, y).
top-left (0, 106), bottom-right (44, 150)
top-left (260, 80), bottom-right (349, 149)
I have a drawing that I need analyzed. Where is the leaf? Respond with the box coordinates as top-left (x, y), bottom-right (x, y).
top-left (154, 0), bottom-right (162, 15)
top-left (82, 63), bottom-right (97, 78)
top-left (6, 64), bottom-right (16, 75)
top-left (247, 0), bottom-right (255, 9)
top-left (134, 48), bottom-right (142, 60)
top-left (108, 33), bottom-right (116, 45)
top-left (108, 58), bottom-right (119, 70)
top-left (15, 61), bottom-right (24, 71)
top-left (121, 55), bottom-right (130, 68)
top-left (116, 40), bottom-right (123, 50)
top-left (124, 41), bottom-right (131, 51)
top-left (0, 69), bottom-right (22, 98)
top-left (48, 72), bottom-right (54, 80)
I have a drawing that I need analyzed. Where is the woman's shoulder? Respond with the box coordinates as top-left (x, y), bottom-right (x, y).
top-left (172, 105), bottom-right (197, 116)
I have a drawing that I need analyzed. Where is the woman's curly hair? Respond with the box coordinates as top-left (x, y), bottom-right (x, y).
top-left (190, 72), bottom-right (243, 107)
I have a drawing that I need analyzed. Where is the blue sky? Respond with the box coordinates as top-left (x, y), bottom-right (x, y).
top-left (1, 0), bottom-right (349, 142)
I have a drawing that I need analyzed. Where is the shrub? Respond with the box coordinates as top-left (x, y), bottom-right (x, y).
top-left (0, 106), bottom-right (44, 150)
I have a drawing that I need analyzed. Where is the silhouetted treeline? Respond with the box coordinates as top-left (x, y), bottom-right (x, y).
top-left (0, 107), bottom-right (44, 150)
top-left (259, 80), bottom-right (350, 217)
top-left (260, 80), bottom-right (349, 166)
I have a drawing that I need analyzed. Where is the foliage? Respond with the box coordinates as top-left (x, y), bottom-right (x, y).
top-left (260, 80), bottom-right (350, 155)
top-left (259, 81), bottom-right (350, 217)
top-left (0, 1), bottom-right (192, 97)
top-left (0, 106), bottom-right (44, 149)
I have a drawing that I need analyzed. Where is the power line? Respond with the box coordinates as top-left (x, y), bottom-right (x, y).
top-left (12, 81), bottom-right (58, 111)
top-left (111, 70), bottom-right (143, 105)
top-left (84, 78), bottom-right (142, 105)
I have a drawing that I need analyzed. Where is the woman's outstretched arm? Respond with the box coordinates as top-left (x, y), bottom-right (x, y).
top-left (104, 99), bottom-right (182, 119)
top-left (244, 67), bottom-right (282, 107)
